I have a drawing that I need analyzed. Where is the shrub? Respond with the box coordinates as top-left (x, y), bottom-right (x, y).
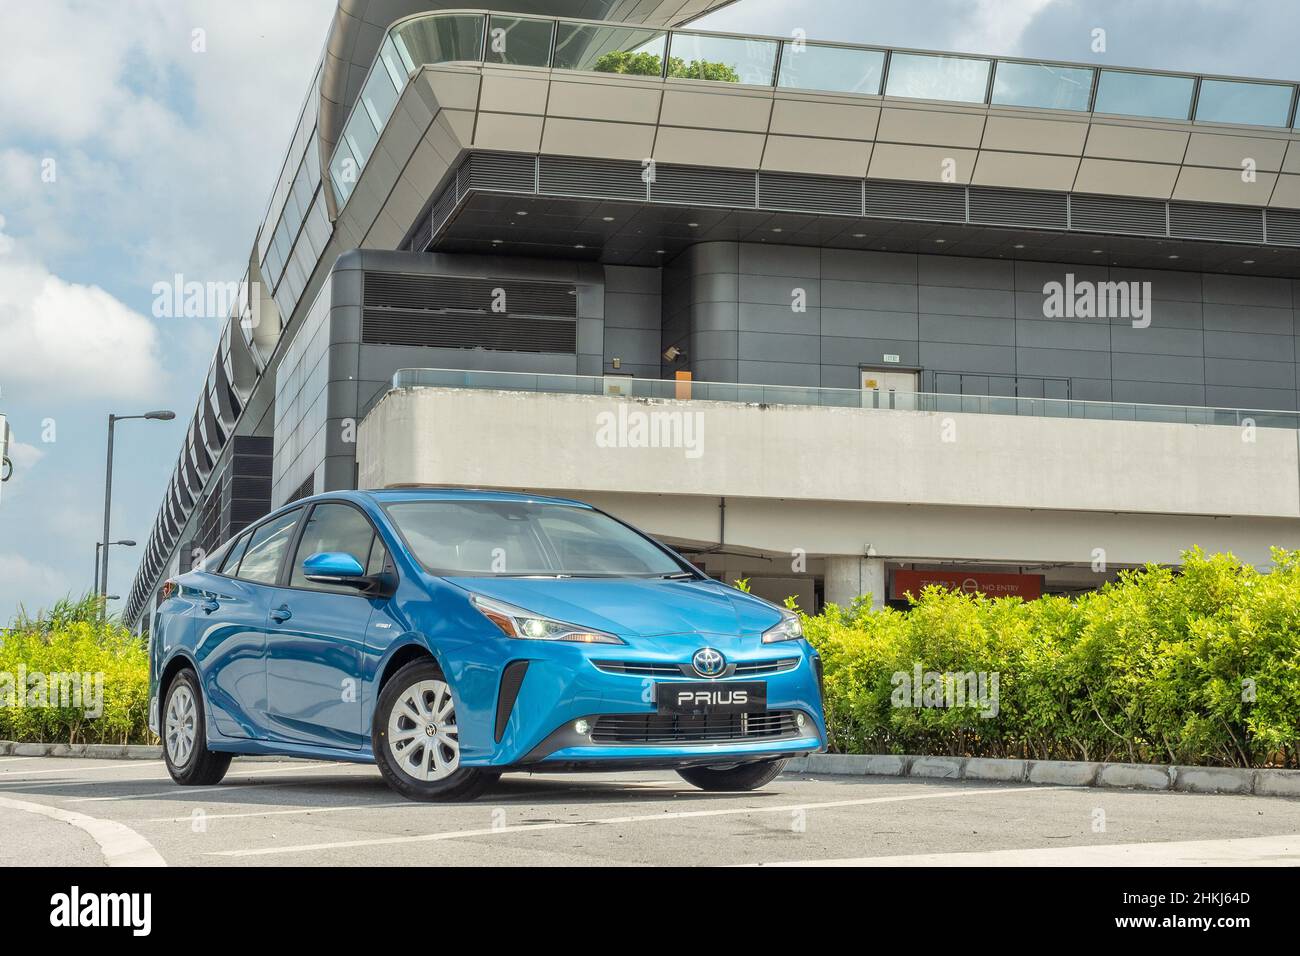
top-left (0, 595), bottom-right (152, 745)
top-left (803, 549), bottom-right (1300, 768)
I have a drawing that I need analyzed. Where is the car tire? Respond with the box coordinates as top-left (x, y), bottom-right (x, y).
top-left (676, 758), bottom-right (788, 792)
top-left (162, 668), bottom-right (232, 786)
top-left (373, 658), bottom-right (497, 802)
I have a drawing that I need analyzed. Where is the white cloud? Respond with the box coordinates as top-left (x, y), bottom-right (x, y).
top-left (0, 554), bottom-right (74, 621)
top-left (0, 217), bottom-right (166, 402)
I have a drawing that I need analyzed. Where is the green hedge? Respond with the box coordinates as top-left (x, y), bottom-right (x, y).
top-left (0, 597), bottom-right (151, 745)
top-left (802, 548), bottom-right (1300, 768)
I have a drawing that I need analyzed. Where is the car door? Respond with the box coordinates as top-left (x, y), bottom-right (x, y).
top-left (215, 508), bottom-right (304, 738)
top-left (262, 501), bottom-right (382, 751)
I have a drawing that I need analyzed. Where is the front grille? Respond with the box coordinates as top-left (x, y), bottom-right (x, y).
top-left (591, 660), bottom-right (683, 677)
top-left (592, 658), bottom-right (799, 677)
top-left (733, 658), bottom-right (799, 676)
top-left (591, 711), bottom-right (801, 744)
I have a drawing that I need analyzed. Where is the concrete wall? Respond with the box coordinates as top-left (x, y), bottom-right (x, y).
top-left (666, 242), bottom-right (1300, 411)
top-left (357, 386), bottom-right (1300, 567)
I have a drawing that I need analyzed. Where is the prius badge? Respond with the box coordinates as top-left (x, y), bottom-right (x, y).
top-left (691, 647), bottom-right (726, 678)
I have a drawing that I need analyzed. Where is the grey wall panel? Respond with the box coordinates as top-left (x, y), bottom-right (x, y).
top-left (736, 360), bottom-right (821, 387)
top-left (921, 341), bottom-right (1016, 375)
top-left (918, 286), bottom-right (1015, 317)
top-left (1016, 347), bottom-right (1112, 379)
top-left (823, 279), bottom-right (918, 312)
top-left (739, 303), bottom-right (821, 334)
top-left (919, 314), bottom-right (1015, 347)
top-left (1203, 303), bottom-right (1294, 335)
top-left (1112, 352), bottom-right (1204, 384)
top-left (1111, 326), bottom-right (1205, 356)
top-left (1015, 319), bottom-right (1112, 352)
top-left (1112, 380), bottom-right (1206, 405)
top-left (825, 308), bottom-right (919, 340)
top-left (1203, 331), bottom-right (1295, 362)
top-left (738, 330), bottom-right (822, 365)
top-left (1204, 357), bottom-right (1296, 389)
top-left (824, 336), bottom-right (921, 367)
top-left (1205, 384), bottom-right (1298, 410)
top-left (917, 256), bottom-right (1014, 290)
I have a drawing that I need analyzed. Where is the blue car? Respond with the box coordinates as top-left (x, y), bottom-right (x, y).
top-left (149, 489), bottom-right (826, 800)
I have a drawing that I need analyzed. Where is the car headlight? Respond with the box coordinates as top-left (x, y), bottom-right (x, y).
top-left (761, 610), bottom-right (804, 644)
top-left (470, 594), bottom-right (624, 645)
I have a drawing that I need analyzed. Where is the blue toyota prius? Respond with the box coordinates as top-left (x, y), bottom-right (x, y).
top-left (149, 489), bottom-right (827, 800)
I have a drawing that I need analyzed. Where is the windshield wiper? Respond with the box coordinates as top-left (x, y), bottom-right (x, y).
top-left (659, 571), bottom-right (696, 579)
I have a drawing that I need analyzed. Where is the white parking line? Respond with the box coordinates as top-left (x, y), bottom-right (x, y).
top-left (0, 795), bottom-right (167, 866)
top-left (0, 761), bottom-right (166, 778)
top-left (67, 762), bottom-right (364, 802)
top-left (144, 802), bottom-right (413, 823)
top-left (210, 784), bottom-right (1075, 858)
top-left (744, 833), bottom-right (1300, 867)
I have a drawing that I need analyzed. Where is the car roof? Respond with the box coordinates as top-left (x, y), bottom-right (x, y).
top-left (345, 488), bottom-right (594, 508)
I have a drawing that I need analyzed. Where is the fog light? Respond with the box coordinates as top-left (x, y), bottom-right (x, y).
top-left (796, 713), bottom-right (806, 728)
top-left (574, 719), bottom-right (591, 735)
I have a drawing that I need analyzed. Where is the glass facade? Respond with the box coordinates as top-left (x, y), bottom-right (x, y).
top-left (1094, 69), bottom-right (1195, 120)
top-left (1195, 78), bottom-right (1294, 127)
top-left (777, 42), bottom-right (885, 95)
top-left (885, 52), bottom-right (991, 103)
top-left (992, 60), bottom-right (1093, 111)
top-left (667, 31), bottom-right (778, 85)
top-left (552, 23), bottom-right (667, 74)
top-left (485, 15), bottom-right (554, 67)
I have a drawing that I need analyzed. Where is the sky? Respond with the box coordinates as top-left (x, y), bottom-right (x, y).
top-left (0, 0), bottom-right (1296, 624)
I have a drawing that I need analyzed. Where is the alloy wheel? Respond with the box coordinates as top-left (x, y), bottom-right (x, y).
top-left (387, 678), bottom-right (460, 781)
top-left (165, 683), bottom-right (197, 766)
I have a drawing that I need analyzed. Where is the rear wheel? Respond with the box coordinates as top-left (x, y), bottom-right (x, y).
top-left (373, 658), bottom-right (497, 801)
top-left (677, 758), bottom-right (788, 792)
top-left (162, 669), bottom-right (232, 786)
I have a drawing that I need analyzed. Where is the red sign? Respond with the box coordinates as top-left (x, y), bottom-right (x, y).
top-left (891, 570), bottom-right (1043, 601)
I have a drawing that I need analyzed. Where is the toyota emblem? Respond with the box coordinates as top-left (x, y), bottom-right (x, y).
top-left (691, 647), bottom-right (726, 678)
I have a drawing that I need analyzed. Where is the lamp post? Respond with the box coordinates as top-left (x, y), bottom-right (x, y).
top-left (94, 539), bottom-right (137, 595)
top-left (101, 411), bottom-right (175, 605)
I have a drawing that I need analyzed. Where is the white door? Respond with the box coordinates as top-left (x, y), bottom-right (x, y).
top-left (861, 370), bottom-right (919, 410)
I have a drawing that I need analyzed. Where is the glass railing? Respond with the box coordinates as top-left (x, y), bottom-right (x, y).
top-left (386, 368), bottom-right (1300, 431)
top-left (329, 9), bottom-right (1300, 207)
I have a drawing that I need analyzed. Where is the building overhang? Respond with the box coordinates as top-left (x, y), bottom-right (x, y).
top-left (319, 1), bottom-right (737, 191)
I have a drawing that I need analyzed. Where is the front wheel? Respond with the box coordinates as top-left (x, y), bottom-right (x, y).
top-left (677, 758), bottom-right (788, 792)
top-left (162, 668), bottom-right (232, 786)
top-left (373, 658), bottom-right (497, 802)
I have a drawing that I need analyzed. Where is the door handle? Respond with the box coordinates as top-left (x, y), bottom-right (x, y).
top-left (201, 599), bottom-right (220, 614)
top-left (270, 605), bottom-right (292, 624)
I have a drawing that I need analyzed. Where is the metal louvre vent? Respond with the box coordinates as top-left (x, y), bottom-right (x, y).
top-left (456, 151), bottom-right (535, 193)
top-left (1267, 208), bottom-right (1300, 246)
top-left (364, 273), bottom-right (578, 317)
top-left (362, 308), bottom-right (577, 352)
top-left (651, 163), bottom-right (757, 207)
top-left (1070, 194), bottom-right (1166, 236)
top-left (1170, 202), bottom-right (1264, 243)
top-left (759, 172), bottom-right (863, 216)
top-left (539, 155), bottom-right (647, 200)
top-left (864, 179), bottom-right (965, 221)
top-left (969, 187), bottom-right (1068, 229)
top-left (590, 711), bottom-right (801, 744)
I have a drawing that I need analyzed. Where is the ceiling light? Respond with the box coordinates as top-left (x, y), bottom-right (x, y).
top-left (1243, 259), bottom-right (1255, 265)
top-left (1014, 244), bottom-right (1025, 249)
top-left (574, 244), bottom-right (586, 249)
top-left (772, 227), bottom-right (784, 233)
top-left (516, 211), bottom-right (528, 216)
top-left (934, 238), bottom-right (946, 244)
top-left (687, 222), bottom-right (699, 228)
top-left (602, 216), bottom-right (615, 222)
top-left (852, 233), bottom-right (866, 238)
top-left (1168, 254), bottom-right (1179, 260)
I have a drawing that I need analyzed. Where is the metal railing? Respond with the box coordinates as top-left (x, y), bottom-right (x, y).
top-left (387, 368), bottom-right (1300, 429)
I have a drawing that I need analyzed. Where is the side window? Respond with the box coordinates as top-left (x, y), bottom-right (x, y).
top-left (235, 510), bottom-right (302, 584)
top-left (366, 537), bottom-right (389, 577)
top-left (217, 530), bottom-right (253, 575)
top-left (290, 503), bottom-right (377, 593)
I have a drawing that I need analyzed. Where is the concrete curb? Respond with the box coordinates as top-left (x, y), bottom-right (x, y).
top-left (784, 753), bottom-right (1300, 798)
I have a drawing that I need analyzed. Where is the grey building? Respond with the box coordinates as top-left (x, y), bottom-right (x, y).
top-left (126, 1), bottom-right (1300, 627)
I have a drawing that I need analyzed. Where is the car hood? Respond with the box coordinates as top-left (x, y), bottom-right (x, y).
top-left (446, 576), bottom-right (783, 639)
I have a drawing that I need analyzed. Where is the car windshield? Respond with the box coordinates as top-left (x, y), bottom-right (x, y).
top-left (383, 499), bottom-right (689, 577)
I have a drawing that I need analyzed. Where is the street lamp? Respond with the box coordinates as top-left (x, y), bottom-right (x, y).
top-left (94, 539), bottom-right (137, 595)
top-left (100, 410), bottom-right (175, 605)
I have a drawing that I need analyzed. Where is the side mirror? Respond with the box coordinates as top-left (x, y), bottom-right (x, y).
top-left (303, 552), bottom-right (367, 587)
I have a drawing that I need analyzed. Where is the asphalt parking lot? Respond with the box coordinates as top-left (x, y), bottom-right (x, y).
top-left (2, 755), bottom-right (1298, 866)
